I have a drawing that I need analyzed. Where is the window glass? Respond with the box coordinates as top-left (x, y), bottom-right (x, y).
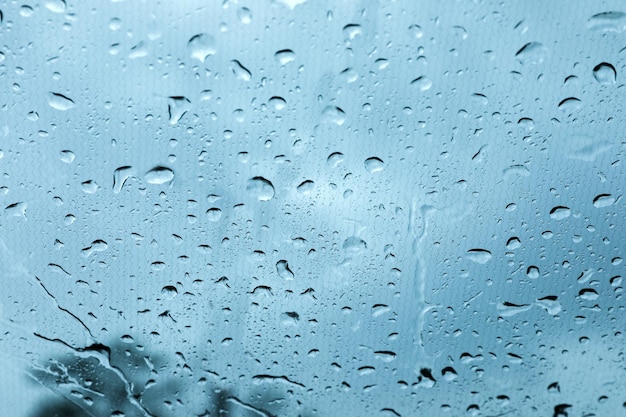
top-left (0, 1), bottom-right (624, 416)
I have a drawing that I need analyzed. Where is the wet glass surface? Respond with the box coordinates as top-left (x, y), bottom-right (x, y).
top-left (0, 1), bottom-right (624, 416)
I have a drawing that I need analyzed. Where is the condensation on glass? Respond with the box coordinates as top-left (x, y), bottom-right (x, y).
top-left (0, 1), bottom-right (624, 416)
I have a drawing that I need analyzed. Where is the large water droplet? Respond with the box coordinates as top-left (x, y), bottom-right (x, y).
top-left (247, 176), bottom-right (275, 201)
top-left (466, 248), bottom-right (492, 264)
top-left (145, 166), bottom-right (174, 185)
top-left (187, 33), bottom-right (216, 62)
top-left (515, 42), bottom-right (548, 65)
top-left (587, 11), bottom-right (626, 32)
top-left (44, 0), bottom-right (66, 13)
top-left (48, 92), bottom-right (75, 110)
top-left (276, 260), bottom-right (294, 280)
top-left (593, 193), bottom-right (615, 208)
top-left (296, 180), bottom-right (314, 194)
top-left (593, 62), bottom-right (616, 85)
top-left (167, 96), bottom-right (191, 125)
top-left (342, 24), bottom-right (362, 40)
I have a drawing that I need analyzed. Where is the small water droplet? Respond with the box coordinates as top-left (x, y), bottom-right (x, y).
top-left (247, 176), bottom-right (275, 201)
top-left (167, 96), bottom-right (191, 125)
top-left (59, 150), bottom-right (75, 163)
top-left (5, 202), bottom-right (26, 218)
top-left (48, 92), bottom-right (75, 111)
top-left (44, 0), bottom-right (66, 13)
top-left (187, 33), bottom-right (216, 62)
top-left (268, 96), bottom-right (286, 110)
top-left (237, 7), bottom-right (252, 24)
top-left (558, 97), bottom-right (582, 112)
top-left (321, 106), bottom-right (346, 125)
top-left (549, 206), bottom-right (570, 220)
top-left (364, 157), bottom-right (384, 173)
top-left (231, 59), bottom-right (252, 81)
top-left (206, 207), bottom-right (222, 221)
top-left (81, 180), bottom-right (99, 194)
top-left (112, 166), bottom-right (134, 193)
top-left (410, 76), bottom-right (432, 91)
top-left (274, 49), bottom-right (296, 65)
top-left (593, 62), bottom-right (616, 84)
top-left (343, 23), bottom-right (362, 40)
top-left (161, 285), bottom-right (178, 299)
top-left (145, 166), bottom-right (174, 185)
top-left (276, 260), bottom-right (294, 280)
top-left (527, 265), bottom-right (540, 279)
top-left (515, 42), bottom-right (548, 65)
top-left (296, 180), bottom-right (314, 194)
top-left (466, 248), bottom-right (492, 264)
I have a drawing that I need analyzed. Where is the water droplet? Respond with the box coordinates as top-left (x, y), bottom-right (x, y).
top-left (515, 42), bottom-right (548, 65)
top-left (506, 237), bottom-right (521, 250)
top-left (466, 248), bottom-right (492, 264)
top-left (276, 260), bottom-right (294, 280)
top-left (44, 0), bottom-right (66, 13)
top-left (296, 180), bottom-right (314, 194)
top-left (578, 288), bottom-right (599, 301)
top-left (206, 207), bottom-right (222, 221)
top-left (48, 92), bottom-right (75, 111)
top-left (5, 202), bottom-right (26, 218)
top-left (321, 106), bottom-right (346, 125)
top-left (496, 301), bottom-right (531, 317)
top-left (81, 180), bottom-right (99, 194)
top-left (374, 351), bottom-right (396, 362)
top-left (558, 97), bottom-right (582, 112)
top-left (110, 166), bottom-right (133, 194)
top-left (59, 150), bottom-right (75, 163)
top-left (587, 11), bottom-right (626, 32)
top-left (246, 176), bottom-right (275, 201)
top-left (340, 67), bottom-right (359, 83)
top-left (327, 152), bottom-right (344, 167)
top-left (237, 7), bottom-right (252, 24)
top-left (364, 157), bottom-right (384, 173)
top-left (410, 76), bottom-right (432, 91)
top-left (535, 296), bottom-right (561, 315)
top-left (549, 206), bottom-right (570, 220)
top-left (342, 24), bottom-right (362, 40)
top-left (231, 59), bottom-right (251, 81)
top-left (343, 236), bottom-right (367, 252)
top-left (275, 49), bottom-right (295, 65)
top-left (268, 96), bottom-right (286, 110)
top-left (441, 366), bottom-right (458, 381)
top-left (167, 96), bottom-right (191, 125)
top-left (593, 193), bottom-right (615, 208)
top-left (526, 265), bottom-right (540, 279)
top-left (187, 33), bottom-right (216, 62)
top-left (161, 285), bottom-right (178, 299)
top-left (593, 62), bottom-right (616, 84)
top-left (145, 166), bottom-right (174, 185)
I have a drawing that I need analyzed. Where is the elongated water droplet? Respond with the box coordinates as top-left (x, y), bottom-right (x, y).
top-left (48, 92), bottom-right (75, 110)
top-left (593, 193), bottom-right (615, 208)
top-left (466, 248), bottom-right (492, 264)
top-left (549, 206), bottom-right (570, 220)
top-left (145, 166), bottom-right (174, 185)
top-left (231, 60), bottom-right (251, 81)
top-left (587, 11), bottom-right (626, 32)
top-left (276, 260), bottom-right (294, 280)
top-left (113, 166), bottom-right (134, 193)
top-left (515, 42), bottom-right (548, 65)
top-left (410, 76), bottom-right (432, 91)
